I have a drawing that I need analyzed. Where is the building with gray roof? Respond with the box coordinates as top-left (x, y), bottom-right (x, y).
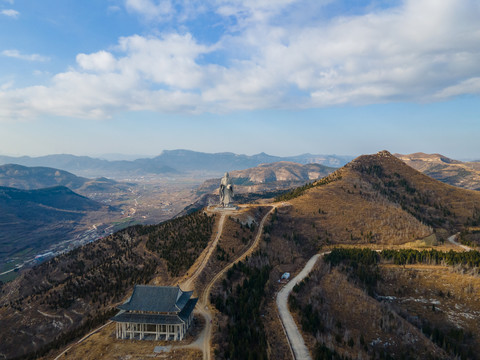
top-left (112, 285), bottom-right (197, 341)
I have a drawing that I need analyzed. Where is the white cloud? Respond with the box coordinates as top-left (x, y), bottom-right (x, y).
top-left (1, 9), bottom-right (19, 18)
top-left (1, 80), bottom-right (14, 91)
top-left (125, 0), bottom-right (173, 21)
top-left (433, 77), bottom-right (480, 99)
top-left (77, 51), bottom-right (117, 72)
top-left (1, 49), bottom-right (49, 62)
top-left (1, 0), bottom-right (480, 120)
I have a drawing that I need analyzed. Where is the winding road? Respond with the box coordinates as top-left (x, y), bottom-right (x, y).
top-left (276, 253), bottom-right (324, 360)
top-left (275, 232), bottom-right (472, 360)
top-left (447, 233), bottom-right (472, 251)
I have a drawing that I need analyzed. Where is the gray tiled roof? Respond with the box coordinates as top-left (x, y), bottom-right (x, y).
top-left (179, 298), bottom-right (198, 322)
top-left (118, 285), bottom-right (194, 313)
top-left (112, 311), bottom-right (184, 325)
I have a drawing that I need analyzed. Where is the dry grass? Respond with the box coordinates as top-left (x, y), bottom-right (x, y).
top-left (378, 264), bottom-right (480, 354)
top-left (280, 176), bottom-right (432, 249)
top-left (290, 259), bottom-right (448, 359)
top-left (397, 153), bottom-right (480, 191)
top-left (46, 321), bottom-right (203, 360)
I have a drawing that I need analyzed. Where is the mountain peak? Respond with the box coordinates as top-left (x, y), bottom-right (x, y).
top-left (376, 150), bottom-right (393, 157)
top-left (346, 150), bottom-right (406, 172)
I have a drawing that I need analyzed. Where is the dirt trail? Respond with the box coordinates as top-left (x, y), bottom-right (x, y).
top-left (179, 213), bottom-right (226, 292)
top-left (53, 321), bottom-right (113, 360)
top-left (184, 205), bottom-right (277, 360)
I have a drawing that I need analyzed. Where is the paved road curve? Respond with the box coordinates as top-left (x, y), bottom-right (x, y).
top-left (447, 234), bottom-right (472, 251)
top-left (276, 253), bottom-right (323, 360)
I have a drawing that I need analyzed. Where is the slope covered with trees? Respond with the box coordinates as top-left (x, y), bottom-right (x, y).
top-left (289, 248), bottom-right (480, 359)
top-left (248, 151), bottom-right (480, 359)
top-left (0, 211), bottom-right (215, 359)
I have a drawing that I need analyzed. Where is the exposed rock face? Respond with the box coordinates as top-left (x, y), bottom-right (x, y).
top-left (196, 161), bottom-right (336, 196)
top-left (395, 152), bottom-right (480, 191)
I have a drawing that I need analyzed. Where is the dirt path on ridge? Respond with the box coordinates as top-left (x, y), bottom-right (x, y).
top-left (178, 213), bottom-right (226, 292)
top-left (180, 205), bottom-right (277, 360)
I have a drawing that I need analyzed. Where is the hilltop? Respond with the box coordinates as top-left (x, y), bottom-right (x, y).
top-left (396, 152), bottom-right (480, 190)
top-left (0, 164), bottom-right (89, 190)
top-left (257, 151), bottom-right (480, 359)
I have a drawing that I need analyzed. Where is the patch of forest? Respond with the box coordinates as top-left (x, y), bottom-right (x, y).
top-left (459, 227), bottom-right (480, 248)
top-left (351, 162), bottom-right (457, 229)
top-left (144, 211), bottom-right (215, 276)
top-left (211, 252), bottom-right (271, 360)
top-left (274, 172), bottom-right (343, 202)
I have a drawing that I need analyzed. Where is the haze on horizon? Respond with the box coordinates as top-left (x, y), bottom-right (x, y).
top-left (1, 0), bottom-right (479, 160)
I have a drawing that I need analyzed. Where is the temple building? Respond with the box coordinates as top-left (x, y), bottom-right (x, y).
top-left (112, 285), bottom-right (197, 341)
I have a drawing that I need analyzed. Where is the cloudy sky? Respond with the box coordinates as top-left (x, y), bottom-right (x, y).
top-left (1, 0), bottom-right (479, 159)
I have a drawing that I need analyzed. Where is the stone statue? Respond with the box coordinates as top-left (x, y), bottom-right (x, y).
top-left (219, 172), bottom-right (234, 207)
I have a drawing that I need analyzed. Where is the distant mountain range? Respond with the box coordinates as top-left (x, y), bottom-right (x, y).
top-left (0, 150), bottom-right (353, 178)
top-left (0, 164), bottom-right (131, 194)
top-left (395, 152), bottom-right (480, 190)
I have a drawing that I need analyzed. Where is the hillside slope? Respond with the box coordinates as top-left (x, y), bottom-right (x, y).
top-left (0, 164), bottom-right (131, 194)
top-left (0, 186), bottom-right (114, 264)
top-left (196, 161), bottom-right (335, 196)
top-left (0, 211), bottom-right (215, 359)
top-left (273, 150), bottom-right (480, 251)
top-left (396, 152), bottom-right (480, 190)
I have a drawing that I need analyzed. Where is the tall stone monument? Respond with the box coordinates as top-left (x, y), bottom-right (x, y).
top-left (219, 172), bottom-right (234, 208)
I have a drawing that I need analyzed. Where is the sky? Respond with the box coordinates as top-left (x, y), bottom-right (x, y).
top-left (0, 0), bottom-right (479, 159)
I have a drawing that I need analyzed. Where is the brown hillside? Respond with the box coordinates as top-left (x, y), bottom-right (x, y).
top-left (232, 161), bottom-right (334, 183)
top-left (289, 259), bottom-right (449, 359)
top-left (196, 161), bottom-right (335, 195)
top-left (289, 250), bottom-right (480, 359)
top-left (273, 151), bottom-right (480, 250)
top-left (396, 152), bottom-right (480, 191)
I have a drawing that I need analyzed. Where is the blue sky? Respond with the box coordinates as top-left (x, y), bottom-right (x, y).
top-left (1, 0), bottom-right (479, 159)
